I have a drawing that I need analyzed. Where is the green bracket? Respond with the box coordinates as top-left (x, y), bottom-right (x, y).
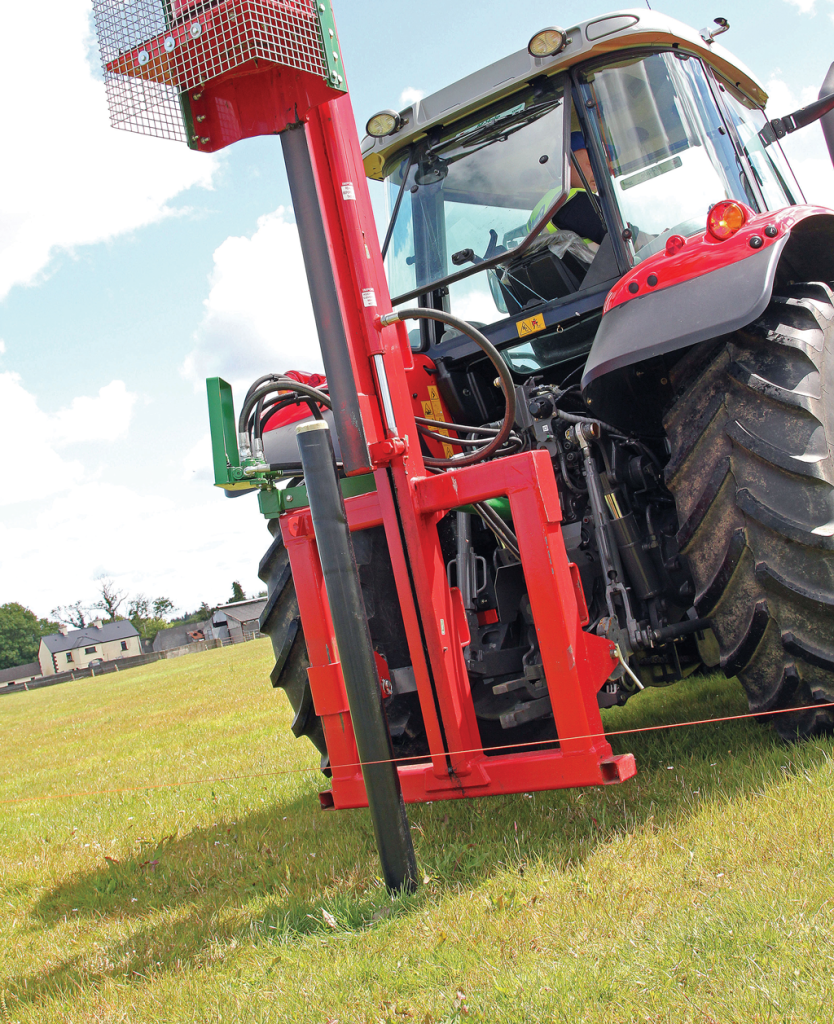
top-left (206, 377), bottom-right (257, 492)
top-left (259, 473), bottom-right (377, 519)
top-left (316, 0), bottom-right (348, 92)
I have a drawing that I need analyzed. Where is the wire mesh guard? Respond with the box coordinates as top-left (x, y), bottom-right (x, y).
top-left (92, 0), bottom-right (330, 142)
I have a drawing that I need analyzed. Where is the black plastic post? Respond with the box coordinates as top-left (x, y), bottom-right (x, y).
top-left (295, 420), bottom-right (418, 893)
top-left (281, 123), bottom-right (372, 476)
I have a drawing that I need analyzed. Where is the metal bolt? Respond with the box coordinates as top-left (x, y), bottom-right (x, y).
top-left (137, 50), bottom-right (150, 65)
top-left (200, 137), bottom-right (210, 144)
top-left (196, 115), bottom-right (206, 122)
top-left (164, 35), bottom-right (176, 52)
top-left (286, 494), bottom-right (294, 503)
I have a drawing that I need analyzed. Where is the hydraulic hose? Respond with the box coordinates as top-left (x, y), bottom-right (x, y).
top-left (238, 379), bottom-right (332, 455)
top-left (382, 308), bottom-right (516, 468)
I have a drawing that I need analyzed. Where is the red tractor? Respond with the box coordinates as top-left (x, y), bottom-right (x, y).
top-left (95, 2), bottom-right (834, 889)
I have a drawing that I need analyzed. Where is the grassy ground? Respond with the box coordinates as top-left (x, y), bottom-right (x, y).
top-left (1, 639), bottom-right (833, 1023)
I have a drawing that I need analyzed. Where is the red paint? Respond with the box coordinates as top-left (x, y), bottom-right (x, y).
top-left (605, 205), bottom-right (831, 315)
top-left (143, 9), bottom-right (638, 806)
top-left (105, 2), bottom-right (336, 154)
top-left (281, 447), bottom-right (631, 809)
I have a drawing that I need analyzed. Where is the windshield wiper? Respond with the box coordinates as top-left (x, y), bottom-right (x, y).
top-left (434, 98), bottom-right (560, 157)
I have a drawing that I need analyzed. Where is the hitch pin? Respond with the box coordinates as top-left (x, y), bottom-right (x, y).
top-left (614, 644), bottom-right (644, 690)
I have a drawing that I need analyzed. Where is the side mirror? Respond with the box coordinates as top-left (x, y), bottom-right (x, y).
top-left (820, 62), bottom-right (834, 170)
top-left (760, 79), bottom-right (834, 148)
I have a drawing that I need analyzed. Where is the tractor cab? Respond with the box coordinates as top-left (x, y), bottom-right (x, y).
top-left (362, 11), bottom-right (804, 369)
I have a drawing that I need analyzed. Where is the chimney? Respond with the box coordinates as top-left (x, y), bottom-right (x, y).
top-left (93, 618), bottom-right (103, 629)
top-left (58, 624), bottom-right (68, 636)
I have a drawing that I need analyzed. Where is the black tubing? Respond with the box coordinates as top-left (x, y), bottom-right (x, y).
top-left (394, 308), bottom-right (516, 467)
top-left (651, 617), bottom-right (713, 644)
top-left (296, 420), bottom-right (418, 893)
top-left (239, 380), bottom-right (331, 437)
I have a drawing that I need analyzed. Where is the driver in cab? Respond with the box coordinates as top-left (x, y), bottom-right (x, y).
top-left (526, 132), bottom-right (606, 254)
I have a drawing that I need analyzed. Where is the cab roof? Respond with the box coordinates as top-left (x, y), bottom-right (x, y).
top-left (360, 8), bottom-right (766, 180)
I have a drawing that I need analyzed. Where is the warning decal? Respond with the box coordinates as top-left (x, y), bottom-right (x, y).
top-left (516, 314), bottom-right (546, 338)
top-left (425, 385), bottom-right (454, 458)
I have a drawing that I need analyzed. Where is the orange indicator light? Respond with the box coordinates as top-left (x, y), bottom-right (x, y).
top-left (706, 200), bottom-right (747, 241)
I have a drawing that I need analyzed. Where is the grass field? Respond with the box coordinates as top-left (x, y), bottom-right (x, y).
top-left (1, 639), bottom-right (833, 1023)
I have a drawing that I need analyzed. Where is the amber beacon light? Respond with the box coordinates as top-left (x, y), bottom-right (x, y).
top-left (706, 200), bottom-right (748, 241)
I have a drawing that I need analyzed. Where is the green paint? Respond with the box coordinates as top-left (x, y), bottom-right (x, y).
top-left (206, 377), bottom-right (256, 492)
top-left (259, 473), bottom-right (377, 519)
top-left (316, 0), bottom-right (348, 92)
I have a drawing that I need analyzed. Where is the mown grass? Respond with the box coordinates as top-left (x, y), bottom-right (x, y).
top-left (1, 639), bottom-right (833, 1023)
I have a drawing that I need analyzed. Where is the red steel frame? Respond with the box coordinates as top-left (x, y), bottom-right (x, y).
top-left (118, 15), bottom-right (638, 806)
top-left (276, 91), bottom-right (636, 807)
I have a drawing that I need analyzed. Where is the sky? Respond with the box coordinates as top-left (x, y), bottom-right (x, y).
top-left (1, 0), bottom-right (833, 621)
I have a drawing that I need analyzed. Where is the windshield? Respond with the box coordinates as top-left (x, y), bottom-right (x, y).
top-left (384, 76), bottom-right (569, 318)
top-left (579, 51), bottom-right (760, 263)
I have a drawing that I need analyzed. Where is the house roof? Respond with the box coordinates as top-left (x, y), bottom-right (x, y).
top-left (41, 620), bottom-right (139, 655)
top-left (0, 662), bottom-right (40, 684)
top-left (217, 598), bottom-right (266, 623)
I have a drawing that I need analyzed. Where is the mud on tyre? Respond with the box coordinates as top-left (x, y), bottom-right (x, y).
top-left (664, 282), bottom-right (834, 740)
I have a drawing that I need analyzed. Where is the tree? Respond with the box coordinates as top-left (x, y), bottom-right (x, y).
top-left (229, 581), bottom-right (246, 603)
top-left (95, 576), bottom-right (127, 621)
top-left (152, 597), bottom-right (175, 619)
top-left (128, 594), bottom-right (174, 643)
top-left (51, 601), bottom-right (89, 628)
top-left (0, 603), bottom-right (59, 670)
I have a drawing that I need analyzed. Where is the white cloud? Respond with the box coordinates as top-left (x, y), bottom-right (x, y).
top-left (52, 380), bottom-right (137, 447)
top-left (399, 86), bottom-right (425, 108)
top-left (782, 0), bottom-right (818, 12)
top-left (0, 372), bottom-right (266, 614)
top-left (0, 373), bottom-right (138, 505)
top-left (0, 339), bottom-right (5, 355)
top-left (182, 432), bottom-right (214, 483)
top-left (0, 0), bottom-right (217, 301)
top-left (0, 480), bottom-right (268, 617)
top-left (183, 207), bottom-right (322, 390)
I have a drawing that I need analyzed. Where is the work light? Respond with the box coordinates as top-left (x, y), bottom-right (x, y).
top-left (366, 110), bottom-right (404, 138)
top-left (527, 27), bottom-right (568, 58)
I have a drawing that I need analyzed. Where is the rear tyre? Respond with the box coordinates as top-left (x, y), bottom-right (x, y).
top-left (258, 520), bottom-right (330, 772)
top-left (664, 282), bottom-right (834, 741)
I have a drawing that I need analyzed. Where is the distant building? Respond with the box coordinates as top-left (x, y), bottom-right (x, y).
top-left (214, 599), bottom-right (267, 643)
top-left (0, 662), bottom-right (41, 687)
top-left (38, 620), bottom-right (141, 676)
top-left (152, 619), bottom-right (213, 654)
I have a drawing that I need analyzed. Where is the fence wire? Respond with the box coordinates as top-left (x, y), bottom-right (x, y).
top-left (3, 700), bottom-right (833, 807)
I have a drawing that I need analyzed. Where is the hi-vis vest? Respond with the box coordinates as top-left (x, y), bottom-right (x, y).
top-left (526, 187), bottom-right (592, 243)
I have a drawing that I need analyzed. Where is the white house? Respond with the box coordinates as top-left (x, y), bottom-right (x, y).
top-left (38, 620), bottom-right (142, 676)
